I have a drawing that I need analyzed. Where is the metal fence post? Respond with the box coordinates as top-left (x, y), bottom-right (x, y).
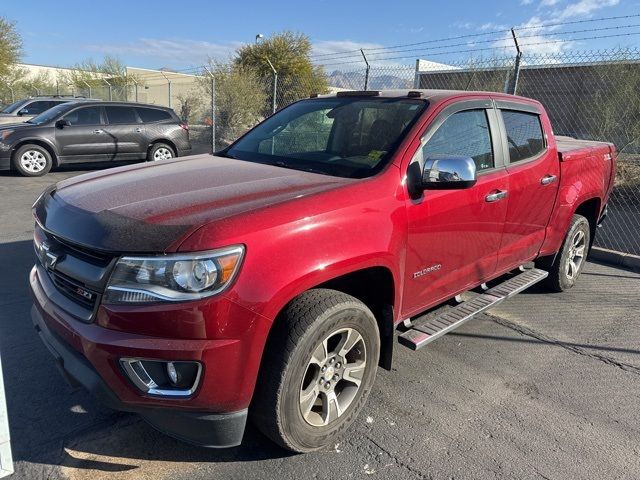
top-left (413, 59), bottom-right (421, 89)
top-left (361, 49), bottom-right (370, 90)
top-left (161, 72), bottom-right (172, 108)
top-left (82, 80), bottom-right (92, 99)
top-left (505, 28), bottom-right (522, 95)
top-left (265, 58), bottom-right (278, 114)
top-left (132, 79), bottom-right (138, 102)
top-left (103, 78), bottom-right (112, 101)
top-left (7, 85), bottom-right (14, 103)
top-left (203, 66), bottom-right (216, 153)
top-left (56, 80), bottom-right (60, 95)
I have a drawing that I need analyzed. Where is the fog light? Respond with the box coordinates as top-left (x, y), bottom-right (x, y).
top-left (167, 362), bottom-right (180, 385)
top-left (120, 358), bottom-right (201, 397)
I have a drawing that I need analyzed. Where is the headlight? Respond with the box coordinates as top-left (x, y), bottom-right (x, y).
top-left (104, 245), bottom-right (245, 304)
top-left (0, 130), bottom-right (14, 141)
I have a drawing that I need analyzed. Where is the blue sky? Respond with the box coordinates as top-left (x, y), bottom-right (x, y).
top-left (3, 0), bottom-right (638, 70)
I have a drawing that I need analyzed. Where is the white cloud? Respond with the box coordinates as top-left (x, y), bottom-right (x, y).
top-left (521, 0), bottom-right (534, 4)
top-left (539, 0), bottom-right (561, 6)
top-left (84, 38), bottom-right (241, 66)
top-left (555, 0), bottom-right (619, 20)
top-left (311, 40), bottom-right (386, 58)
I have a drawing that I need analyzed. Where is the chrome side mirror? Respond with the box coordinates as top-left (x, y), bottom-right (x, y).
top-left (422, 155), bottom-right (477, 190)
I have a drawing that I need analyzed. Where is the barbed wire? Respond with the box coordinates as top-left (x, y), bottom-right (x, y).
top-left (309, 13), bottom-right (640, 61)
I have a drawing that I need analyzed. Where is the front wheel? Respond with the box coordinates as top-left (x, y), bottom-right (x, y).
top-left (12, 144), bottom-right (53, 176)
top-left (539, 214), bottom-right (590, 292)
top-left (252, 289), bottom-right (380, 452)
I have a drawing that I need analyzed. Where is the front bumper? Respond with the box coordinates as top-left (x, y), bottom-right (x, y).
top-left (29, 265), bottom-right (271, 447)
top-left (31, 305), bottom-right (246, 447)
top-left (0, 149), bottom-right (10, 170)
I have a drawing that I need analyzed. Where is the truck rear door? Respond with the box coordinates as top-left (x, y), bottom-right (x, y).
top-left (493, 100), bottom-right (560, 269)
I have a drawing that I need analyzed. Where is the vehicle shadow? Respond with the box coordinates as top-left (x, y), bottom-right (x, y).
top-left (0, 240), bottom-right (290, 478)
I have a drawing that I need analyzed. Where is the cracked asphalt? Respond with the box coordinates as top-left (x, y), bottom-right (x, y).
top-left (1, 168), bottom-right (639, 480)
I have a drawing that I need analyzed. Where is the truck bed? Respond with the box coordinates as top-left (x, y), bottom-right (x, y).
top-left (555, 135), bottom-right (614, 162)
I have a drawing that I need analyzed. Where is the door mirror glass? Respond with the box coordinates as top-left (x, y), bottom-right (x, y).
top-left (422, 155), bottom-right (477, 190)
top-left (17, 108), bottom-right (28, 116)
top-left (55, 119), bottom-right (71, 129)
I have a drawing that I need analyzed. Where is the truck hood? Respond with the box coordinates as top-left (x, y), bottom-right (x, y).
top-left (34, 154), bottom-right (353, 252)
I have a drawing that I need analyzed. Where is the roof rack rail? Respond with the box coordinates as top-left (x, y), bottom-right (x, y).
top-left (336, 90), bottom-right (381, 97)
top-left (407, 91), bottom-right (423, 98)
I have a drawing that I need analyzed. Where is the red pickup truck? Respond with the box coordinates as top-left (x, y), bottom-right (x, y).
top-left (30, 90), bottom-right (615, 452)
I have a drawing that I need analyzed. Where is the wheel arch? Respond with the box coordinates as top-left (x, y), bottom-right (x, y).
top-left (271, 266), bottom-right (397, 371)
top-left (148, 139), bottom-right (178, 157)
top-left (573, 197), bottom-right (601, 248)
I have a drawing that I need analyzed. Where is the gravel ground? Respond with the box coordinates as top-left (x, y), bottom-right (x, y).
top-left (1, 167), bottom-right (639, 480)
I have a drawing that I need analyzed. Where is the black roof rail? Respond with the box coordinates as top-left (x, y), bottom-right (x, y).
top-left (336, 90), bottom-right (381, 97)
top-left (407, 91), bottom-right (423, 98)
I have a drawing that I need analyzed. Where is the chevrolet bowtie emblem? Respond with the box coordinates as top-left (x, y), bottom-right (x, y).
top-left (41, 242), bottom-right (62, 270)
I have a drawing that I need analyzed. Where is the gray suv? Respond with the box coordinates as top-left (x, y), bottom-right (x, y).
top-left (0, 101), bottom-right (192, 176)
top-left (0, 96), bottom-right (94, 125)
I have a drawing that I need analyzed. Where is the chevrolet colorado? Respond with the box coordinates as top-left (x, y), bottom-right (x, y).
top-left (30, 90), bottom-right (615, 452)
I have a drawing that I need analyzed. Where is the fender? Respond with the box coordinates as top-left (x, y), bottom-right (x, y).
top-left (12, 136), bottom-right (60, 159)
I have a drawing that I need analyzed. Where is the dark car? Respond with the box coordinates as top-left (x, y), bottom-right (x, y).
top-left (0, 101), bottom-right (191, 176)
top-left (0, 95), bottom-right (96, 125)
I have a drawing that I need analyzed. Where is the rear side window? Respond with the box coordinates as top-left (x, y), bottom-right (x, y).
top-left (105, 106), bottom-right (138, 124)
top-left (501, 110), bottom-right (545, 162)
top-left (136, 108), bottom-right (172, 123)
top-left (420, 109), bottom-right (494, 171)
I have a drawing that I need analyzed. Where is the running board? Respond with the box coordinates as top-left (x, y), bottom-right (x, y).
top-left (398, 268), bottom-right (548, 351)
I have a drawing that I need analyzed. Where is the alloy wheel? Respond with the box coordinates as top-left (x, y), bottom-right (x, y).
top-left (20, 150), bottom-right (47, 173)
top-left (566, 229), bottom-right (586, 280)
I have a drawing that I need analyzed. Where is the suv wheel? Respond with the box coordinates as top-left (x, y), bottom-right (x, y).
top-left (148, 143), bottom-right (175, 162)
top-left (13, 144), bottom-right (52, 177)
top-left (252, 289), bottom-right (380, 452)
top-left (539, 214), bottom-right (590, 292)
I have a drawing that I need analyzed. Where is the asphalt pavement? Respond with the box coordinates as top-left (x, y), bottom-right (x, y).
top-left (1, 167), bottom-right (639, 480)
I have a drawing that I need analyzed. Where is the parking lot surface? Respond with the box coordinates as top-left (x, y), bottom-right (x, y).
top-left (1, 167), bottom-right (639, 480)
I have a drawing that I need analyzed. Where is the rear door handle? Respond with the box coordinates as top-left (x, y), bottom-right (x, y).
top-left (93, 129), bottom-right (104, 134)
top-left (540, 174), bottom-right (557, 185)
top-left (134, 128), bottom-right (143, 133)
top-left (485, 190), bottom-right (508, 202)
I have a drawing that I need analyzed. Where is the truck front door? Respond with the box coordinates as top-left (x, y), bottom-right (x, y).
top-left (402, 100), bottom-right (510, 318)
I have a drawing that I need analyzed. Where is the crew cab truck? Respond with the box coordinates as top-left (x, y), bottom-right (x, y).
top-left (29, 90), bottom-right (615, 452)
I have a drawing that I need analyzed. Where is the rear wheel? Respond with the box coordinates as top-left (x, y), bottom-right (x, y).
top-left (252, 289), bottom-right (380, 452)
top-left (12, 144), bottom-right (52, 177)
top-left (539, 214), bottom-right (590, 292)
top-left (147, 143), bottom-right (175, 162)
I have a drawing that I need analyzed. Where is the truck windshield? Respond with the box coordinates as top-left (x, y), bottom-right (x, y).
top-left (226, 96), bottom-right (427, 179)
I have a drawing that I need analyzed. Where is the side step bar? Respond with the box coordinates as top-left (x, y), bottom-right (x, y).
top-left (398, 268), bottom-right (548, 351)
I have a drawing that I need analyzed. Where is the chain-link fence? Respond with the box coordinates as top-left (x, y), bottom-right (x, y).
top-left (0, 47), bottom-right (638, 254)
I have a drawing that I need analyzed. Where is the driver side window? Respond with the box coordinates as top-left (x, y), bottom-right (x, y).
top-left (416, 109), bottom-right (494, 171)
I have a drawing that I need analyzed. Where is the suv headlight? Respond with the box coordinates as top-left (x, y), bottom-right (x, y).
top-left (104, 246), bottom-right (244, 304)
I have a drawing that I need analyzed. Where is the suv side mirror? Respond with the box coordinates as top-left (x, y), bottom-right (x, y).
top-left (407, 155), bottom-right (477, 197)
top-left (55, 119), bottom-right (70, 129)
top-left (17, 108), bottom-right (29, 116)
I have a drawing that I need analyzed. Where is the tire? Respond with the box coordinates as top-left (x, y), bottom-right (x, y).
top-left (252, 289), bottom-right (380, 452)
top-left (12, 144), bottom-right (53, 177)
top-left (147, 143), bottom-right (175, 162)
top-left (540, 214), bottom-right (590, 292)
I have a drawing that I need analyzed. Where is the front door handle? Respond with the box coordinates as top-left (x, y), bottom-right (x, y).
top-left (540, 174), bottom-right (557, 185)
top-left (485, 190), bottom-right (508, 202)
top-left (134, 127), bottom-right (143, 133)
top-left (93, 129), bottom-right (104, 134)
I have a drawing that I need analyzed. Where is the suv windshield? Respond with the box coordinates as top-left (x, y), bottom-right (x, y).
top-left (26, 103), bottom-right (76, 125)
top-left (226, 96), bottom-right (427, 178)
top-left (1, 99), bottom-right (28, 114)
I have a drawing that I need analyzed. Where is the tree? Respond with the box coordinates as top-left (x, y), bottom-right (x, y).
top-left (0, 17), bottom-right (22, 78)
top-left (197, 61), bottom-right (267, 148)
top-left (62, 55), bottom-right (136, 99)
top-left (234, 31), bottom-right (328, 111)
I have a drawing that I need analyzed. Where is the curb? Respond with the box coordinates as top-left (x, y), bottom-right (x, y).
top-left (590, 247), bottom-right (640, 272)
